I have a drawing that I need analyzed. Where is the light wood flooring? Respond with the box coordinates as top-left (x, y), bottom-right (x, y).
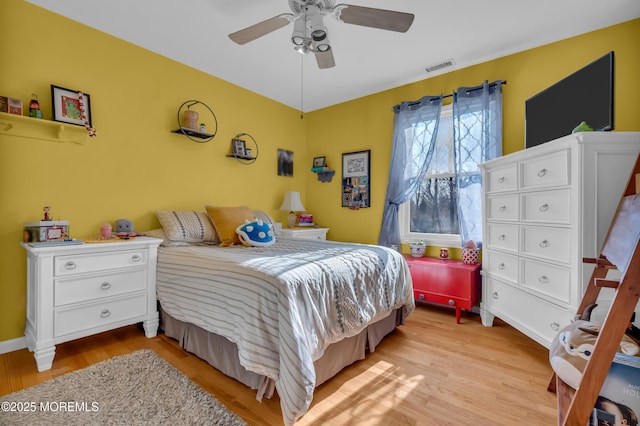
top-left (0, 303), bottom-right (558, 425)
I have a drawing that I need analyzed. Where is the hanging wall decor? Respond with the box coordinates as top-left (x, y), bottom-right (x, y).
top-left (51, 85), bottom-right (91, 127)
top-left (278, 149), bottom-right (294, 177)
top-left (342, 150), bottom-right (370, 209)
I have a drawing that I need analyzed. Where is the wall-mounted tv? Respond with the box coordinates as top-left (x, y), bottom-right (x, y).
top-left (525, 51), bottom-right (613, 149)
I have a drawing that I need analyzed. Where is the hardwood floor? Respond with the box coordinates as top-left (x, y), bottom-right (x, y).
top-left (0, 303), bottom-right (557, 425)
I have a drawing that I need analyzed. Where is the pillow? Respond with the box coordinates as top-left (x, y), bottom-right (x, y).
top-left (143, 228), bottom-right (191, 247)
top-left (155, 210), bottom-right (217, 243)
top-left (236, 219), bottom-right (275, 247)
top-left (205, 205), bottom-right (255, 247)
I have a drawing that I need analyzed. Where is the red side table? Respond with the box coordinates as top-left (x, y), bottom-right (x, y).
top-left (404, 255), bottom-right (481, 323)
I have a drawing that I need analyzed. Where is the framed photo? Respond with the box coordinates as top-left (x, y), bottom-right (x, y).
top-left (278, 149), bottom-right (293, 177)
top-left (51, 85), bottom-right (91, 127)
top-left (232, 138), bottom-right (246, 157)
top-left (313, 156), bottom-right (326, 168)
top-left (342, 150), bottom-right (370, 209)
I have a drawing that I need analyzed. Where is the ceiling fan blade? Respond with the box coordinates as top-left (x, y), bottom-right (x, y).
top-left (315, 49), bottom-right (335, 69)
top-left (229, 15), bottom-right (291, 45)
top-left (336, 5), bottom-right (414, 33)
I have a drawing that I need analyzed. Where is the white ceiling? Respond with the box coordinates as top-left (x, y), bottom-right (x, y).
top-left (26, 0), bottom-right (640, 112)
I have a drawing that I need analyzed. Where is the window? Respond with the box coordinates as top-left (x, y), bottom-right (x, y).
top-left (399, 105), bottom-right (461, 246)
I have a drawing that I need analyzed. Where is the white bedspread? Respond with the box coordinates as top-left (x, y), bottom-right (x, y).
top-left (156, 238), bottom-right (414, 425)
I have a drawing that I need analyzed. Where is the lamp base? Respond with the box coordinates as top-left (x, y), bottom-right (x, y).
top-left (287, 211), bottom-right (297, 228)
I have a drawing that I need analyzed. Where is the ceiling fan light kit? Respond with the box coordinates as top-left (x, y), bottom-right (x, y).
top-left (228, 0), bottom-right (414, 69)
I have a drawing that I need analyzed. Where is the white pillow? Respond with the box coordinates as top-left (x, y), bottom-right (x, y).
top-left (253, 210), bottom-right (278, 233)
top-left (155, 210), bottom-right (218, 243)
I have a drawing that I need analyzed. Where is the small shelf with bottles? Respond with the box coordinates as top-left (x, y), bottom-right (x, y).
top-left (0, 112), bottom-right (89, 145)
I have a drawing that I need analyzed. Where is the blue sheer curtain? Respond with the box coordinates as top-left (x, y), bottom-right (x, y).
top-left (453, 80), bottom-right (503, 247)
top-left (378, 95), bottom-right (443, 248)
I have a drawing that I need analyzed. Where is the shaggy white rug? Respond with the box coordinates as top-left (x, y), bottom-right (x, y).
top-left (0, 350), bottom-right (246, 426)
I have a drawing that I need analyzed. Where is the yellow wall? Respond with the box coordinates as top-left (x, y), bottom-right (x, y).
top-left (0, 0), bottom-right (638, 342)
top-left (304, 19), bottom-right (640, 249)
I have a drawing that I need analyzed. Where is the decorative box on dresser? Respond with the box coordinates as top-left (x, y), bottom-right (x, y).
top-left (279, 227), bottom-right (329, 240)
top-left (21, 237), bottom-right (162, 371)
top-left (479, 132), bottom-right (640, 348)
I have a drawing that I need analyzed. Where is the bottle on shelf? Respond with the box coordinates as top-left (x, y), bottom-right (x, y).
top-left (29, 93), bottom-right (42, 119)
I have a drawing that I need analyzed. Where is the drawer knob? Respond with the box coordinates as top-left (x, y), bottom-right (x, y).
top-left (448, 299), bottom-right (455, 306)
top-left (498, 234), bottom-right (506, 241)
top-left (64, 261), bottom-right (77, 270)
top-left (539, 203), bottom-right (550, 212)
top-left (537, 168), bottom-right (547, 177)
top-left (419, 294), bottom-right (425, 300)
top-left (538, 275), bottom-right (550, 284)
top-left (498, 176), bottom-right (505, 184)
top-left (498, 263), bottom-right (505, 270)
top-left (100, 282), bottom-right (112, 290)
top-left (539, 239), bottom-right (550, 248)
top-left (550, 321), bottom-right (560, 331)
top-left (100, 309), bottom-right (111, 318)
top-left (499, 205), bottom-right (506, 212)
top-left (492, 291), bottom-right (499, 299)
top-left (131, 254), bottom-right (142, 262)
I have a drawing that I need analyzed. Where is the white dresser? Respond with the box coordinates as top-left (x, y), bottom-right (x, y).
top-left (21, 237), bottom-right (162, 371)
top-left (479, 132), bottom-right (640, 348)
top-left (279, 227), bottom-right (329, 240)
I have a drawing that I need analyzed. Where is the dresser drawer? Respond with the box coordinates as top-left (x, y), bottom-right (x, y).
top-left (520, 149), bottom-right (569, 189)
top-left (521, 258), bottom-right (570, 303)
top-left (54, 293), bottom-right (147, 337)
top-left (55, 250), bottom-right (147, 276)
top-left (484, 250), bottom-right (518, 283)
top-left (54, 269), bottom-right (147, 307)
top-left (486, 223), bottom-right (519, 252)
top-left (487, 194), bottom-right (519, 221)
top-left (522, 189), bottom-right (570, 223)
top-left (485, 277), bottom-right (569, 345)
top-left (486, 164), bottom-right (517, 193)
top-left (521, 225), bottom-right (570, 263)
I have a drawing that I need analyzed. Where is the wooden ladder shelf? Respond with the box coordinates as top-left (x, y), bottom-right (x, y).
top-left (554, 153), bottom-right (640, 425)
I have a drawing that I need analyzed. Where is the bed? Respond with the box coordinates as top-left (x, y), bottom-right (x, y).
top-left (151, 210), bottom-right (414, 425)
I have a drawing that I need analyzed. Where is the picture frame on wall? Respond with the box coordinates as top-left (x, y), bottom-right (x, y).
top-left (313, 156), bottom-right (326, 168)
top-left (342, 150), bottom-right (370, 209)
top-left (51, 85), bottom-right (92, 127)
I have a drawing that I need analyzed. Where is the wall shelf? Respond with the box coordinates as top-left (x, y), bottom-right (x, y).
top-left (0, 112), bottom-right (89, 144)
top-left (312, 169), bottom-right (335, 182)
top-left (172, 127), bottom-right (215, 139)
top-left (172, 100), bottom-right (217, 143)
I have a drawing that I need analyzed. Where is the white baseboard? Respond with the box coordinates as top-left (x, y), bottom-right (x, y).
top-left (0, 336), bottom-right (27, 354)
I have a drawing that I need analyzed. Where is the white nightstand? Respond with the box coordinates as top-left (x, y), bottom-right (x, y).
top-left (279, 227), bottom-right (329, 241)
top-left (21, 236), bottom-right (162, 371)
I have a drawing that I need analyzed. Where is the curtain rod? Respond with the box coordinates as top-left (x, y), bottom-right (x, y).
top-left (399, 80), bottom-right (507, 110)
top-left (442, 80), bottom-right (507, 99)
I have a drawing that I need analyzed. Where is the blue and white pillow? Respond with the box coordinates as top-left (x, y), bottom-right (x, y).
top-left (236, 219), bottom-right (275, 247)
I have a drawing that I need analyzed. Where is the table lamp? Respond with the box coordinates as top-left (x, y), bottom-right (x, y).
top-left (279, 191), bottom-right (305, 228)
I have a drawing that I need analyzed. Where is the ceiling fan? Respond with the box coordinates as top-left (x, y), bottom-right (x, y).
top-left (228, 0), bottom-right (414, 69)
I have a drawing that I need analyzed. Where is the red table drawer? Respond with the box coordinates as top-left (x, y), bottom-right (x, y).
top-left (404, 255), bottom-right (481, 323)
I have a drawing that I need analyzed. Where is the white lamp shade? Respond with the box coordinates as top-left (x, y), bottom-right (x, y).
top-left (279, 191), bottom-right (306, 212)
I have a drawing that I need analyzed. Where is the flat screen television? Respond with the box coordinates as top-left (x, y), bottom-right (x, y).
top-left (525, 51), bottom-right (613, 149)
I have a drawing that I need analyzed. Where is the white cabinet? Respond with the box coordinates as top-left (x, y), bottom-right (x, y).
top-left (479, 132), bottom-right (640, 348)
top-left (21, 237), bottom-right (162, 371)
top-left (279, 227), bottom-right (329, 240)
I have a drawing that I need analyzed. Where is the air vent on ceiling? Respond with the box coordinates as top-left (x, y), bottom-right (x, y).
top-left (425, 59), bottom-right (455, 73)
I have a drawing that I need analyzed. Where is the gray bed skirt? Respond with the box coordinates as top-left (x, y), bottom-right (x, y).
top-left (160, 305), bottom-right (402, 399)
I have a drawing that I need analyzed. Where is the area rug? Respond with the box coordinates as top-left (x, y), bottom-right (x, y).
top-left (0, 350), bottom-right (246, 426)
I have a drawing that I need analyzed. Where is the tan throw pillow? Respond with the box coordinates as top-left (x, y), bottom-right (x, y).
top-left (155, 210), bottom-right (217, 243)
top-left (205, 205), bottom-right (255, 247)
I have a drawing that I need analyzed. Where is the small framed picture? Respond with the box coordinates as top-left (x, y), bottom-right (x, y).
top-left (51, 85), bottom-right (92, 127)
top-left (232, 138), bottom-right (246, 157)
top-left (313, 156), bottom-right (326, 168)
